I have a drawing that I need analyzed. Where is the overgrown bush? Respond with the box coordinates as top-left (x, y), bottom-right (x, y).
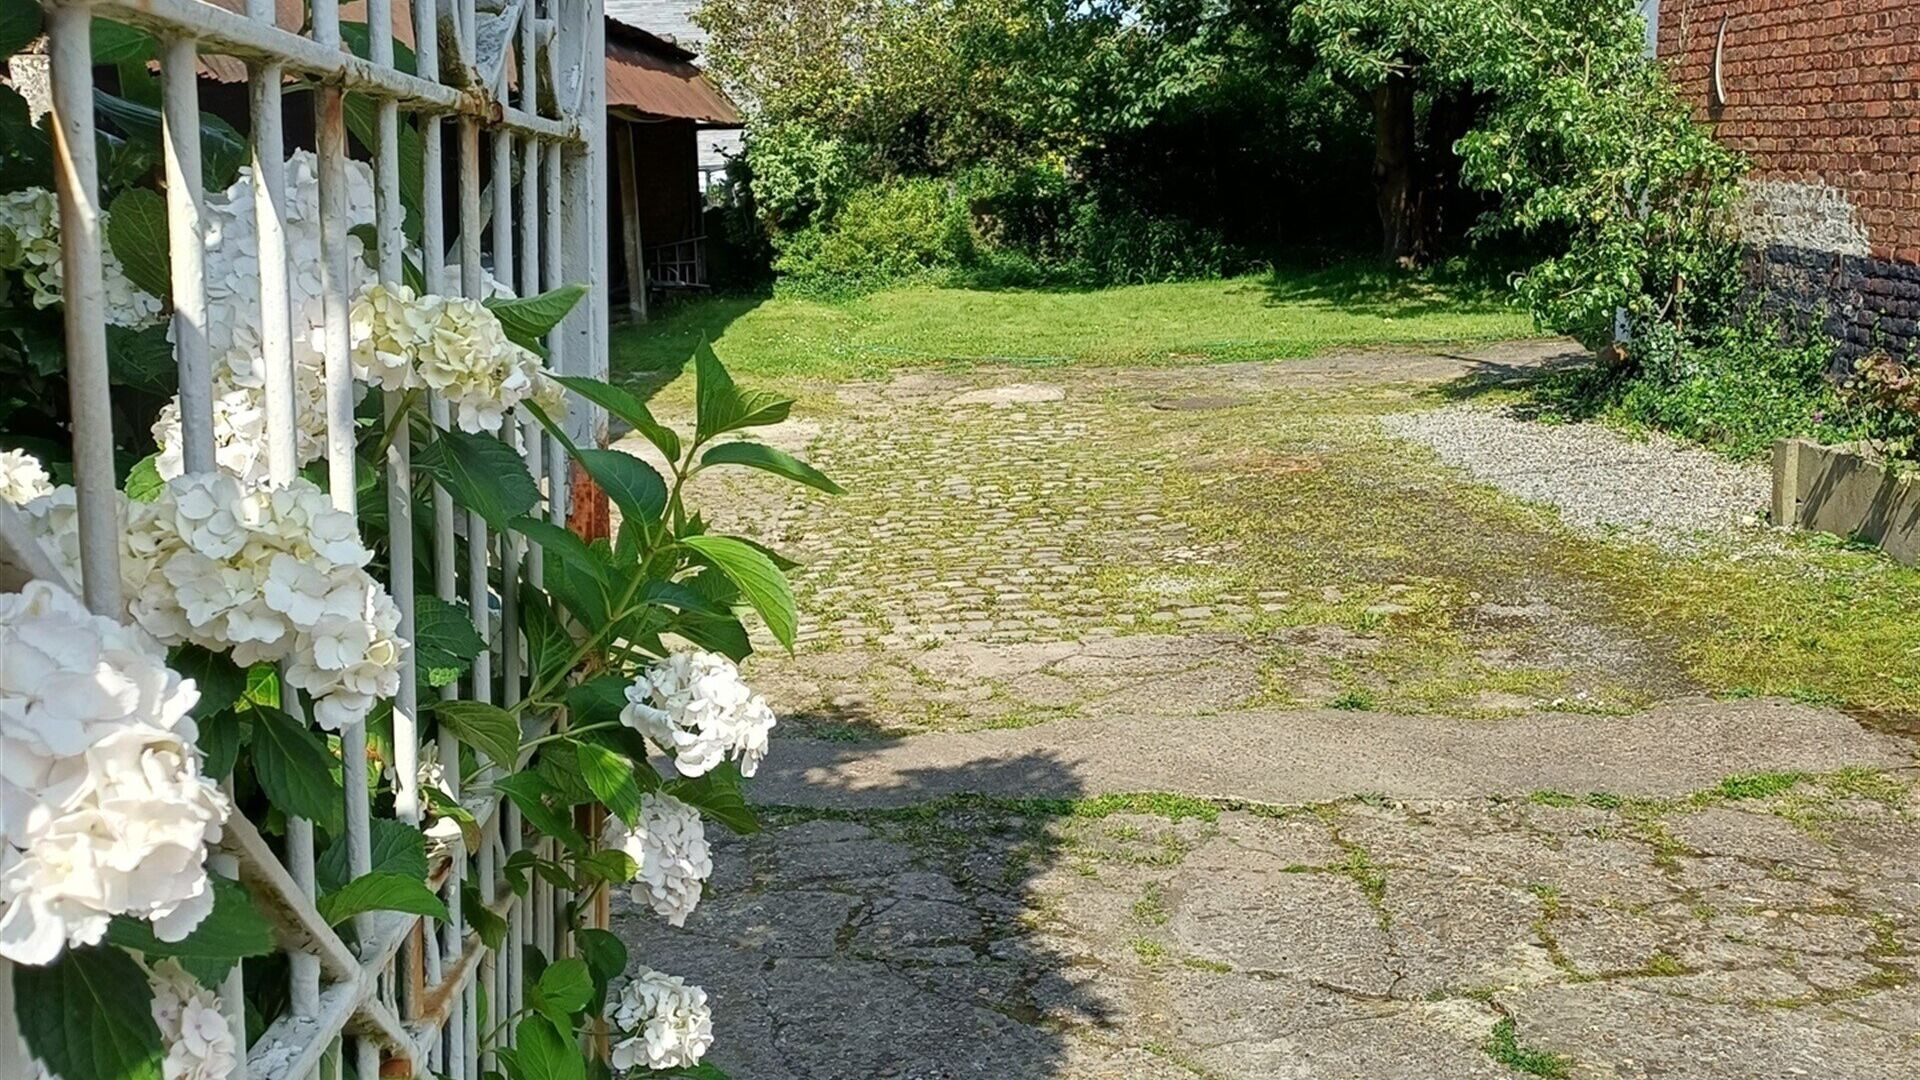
top-left (741, 118), bottom-right (860, 232)
top-left (770, 176), bottom-right (974, 296)
top-left (1058, 194), bottom-right (1242, 285)
top-left (1529, 310), bottom-right (1909, 461)
top-left (1841, 351), bottom-right (1920, 461)
top-left (761, 158), bottom-right (1252, 295)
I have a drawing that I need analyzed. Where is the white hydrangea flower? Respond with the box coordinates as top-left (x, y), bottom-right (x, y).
top-left (155, 150), bottom-right (560, 480)
top-left (0, 448), bottom-right (53, 505)
top-left (148, 959), bottom-right (238, 1080)
top-left (153, 385), bottom-right (269, 485)
top-left (19, 474), bottom-right (403, 731)
top-left (606, 967), bottom-right (714, 1072)
top-left (0, 187), bottom-right (163, 327)
top-left (0, 581), bottom-right (228, 966)
top-left (353, 282), bottom-right (559, 434)
top-left (602, 793), bottom-right (712, 927)
top-left (16, 484), bottom-right (87, 590)
top-left (350, 281), bottom-right (429, 392)
top-left (154, 150), bottom-right (377, 486)
top-left (529, 367), bottom-right (570, 422)
top-left (621, 651), bottom-right (777, 779)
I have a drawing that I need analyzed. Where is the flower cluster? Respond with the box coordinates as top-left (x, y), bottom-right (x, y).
top-left (601, 793), bottom-right (712, 928)
top-left (153, 151), bottom-right (377, 485)
top-left (606, 967), bottom-right (714, 1072)
top-left (0, 581), bottom-right (228, 966)
top-left (149, 959), bottom-right (239, 1080)
top-left (350, 281), bottom-right (566, 433)
top-left (0, 187), bottom-right (164, 327)
top-left (0, 447), bottom-right (53, 505)
top-left (620, 651), bottom-right (777, 779)
top-left (17, 471), bottom-right (404, 730)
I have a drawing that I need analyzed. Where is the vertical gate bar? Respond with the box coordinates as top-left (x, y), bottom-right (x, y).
top-left (580, 8), bottom-right (609, 404)
top-left (541, 130), bottom-right (567, 526)
top-left (370, 0), bottom-right (422, 1048)
top-left (506, 24), bottom-right (536, 1033)
top-left (458, 117), bottom-right (492, 705)
top-left (0, 957), bottom-right (18, 1073)
top-left (312, 2), bottom-right (354, 512)
top-left (492, 132), bottom-right (514, 286)
top-left (555, 0), bottom-right (604, 963)
top-left (459, 0), bottom-right (477, 70)
top-left (518, 8), bottom-right (544, 592)
top-left (535, 64), bottom-right (565, 964)
top-left (418, 25), bottom-right (445, 291)
top-left (501, 802), bottom-right (523, 1049)
top-left (477, 830), bottom-right (497, 1074)
top-left (47, 5), bottom-right (120, 617)
top-left (412, 4), bottom-right (465, 1034)
top-left (454, 94), bottom-right (487, 1080)
top-left (241, 0), bottom-right (322, 1037)
top-left (463, 977), bottom-right (479, 1079)
top-left (159, 32), bottom-right (258, 1076)
top-left (160, 37), bottom-right (213, 474)
top-left (312, 4), bottom-right (380, 1078)
top-left (492, 124), bottom-right (523, 707)
top-left (249, 21), bottom-right (296, 488)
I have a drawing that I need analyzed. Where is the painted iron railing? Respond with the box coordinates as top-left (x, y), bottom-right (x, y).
top-left (0, 0), bottom-right (609, 1075)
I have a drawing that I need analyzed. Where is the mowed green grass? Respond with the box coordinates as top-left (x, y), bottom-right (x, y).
top-left (610, 264), bottom-right (1538, 383)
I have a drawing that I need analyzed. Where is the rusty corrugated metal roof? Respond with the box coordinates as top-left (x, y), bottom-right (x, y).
top-left (196, 4), bottom-right (740, 126)
top-left (604, 16), bottom-right (739, 126)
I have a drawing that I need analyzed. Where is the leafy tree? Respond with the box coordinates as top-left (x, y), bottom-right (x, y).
top-left (1289, 0), bottom-right (1742, 342)
top-left (1450, 0), bottom-right (1745, 348)
top-left (697, 0), bottom-right (1080, 215)
top-left (1287, 0), bottom-right (1484, 265)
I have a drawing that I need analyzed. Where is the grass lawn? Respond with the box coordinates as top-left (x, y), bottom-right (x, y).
top-left (610, 262), bottom-right (1539, 385)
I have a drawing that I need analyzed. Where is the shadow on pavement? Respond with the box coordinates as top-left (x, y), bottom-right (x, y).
top-left (1427, 347), bottom-right (1597, 413)
top-left (613, 750), bottom-right (1115, 1079)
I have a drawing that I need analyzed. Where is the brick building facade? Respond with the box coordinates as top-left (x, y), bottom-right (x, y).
top-left (1652, 0), bottom-right (1920, 361)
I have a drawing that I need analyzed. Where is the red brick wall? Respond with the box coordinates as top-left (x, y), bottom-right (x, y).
top-left (1656, 0), bottom-right (1920, 263)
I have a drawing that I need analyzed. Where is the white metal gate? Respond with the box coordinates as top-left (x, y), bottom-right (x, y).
top-left (0, 0), bottom-right (609, 1074)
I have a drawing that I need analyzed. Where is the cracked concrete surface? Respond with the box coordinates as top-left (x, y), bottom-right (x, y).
top-left (615, 781), bottom-right (1920, 1079)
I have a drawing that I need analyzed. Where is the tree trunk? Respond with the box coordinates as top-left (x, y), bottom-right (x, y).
top-left (1421, 90), bottom-right (1481, 249)
top-left (1371, 74), bottom-right (1427, 268)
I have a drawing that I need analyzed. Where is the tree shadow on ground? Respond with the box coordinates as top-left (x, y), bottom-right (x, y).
top-left (1256, 257), bottom-right (1524, 319)
top-left (612, 749), bottom-right (1117, 1079)
top-left (607, 290), bottom-right (771, 401)
top-left (1427, 348), bottom-right (1597, 412)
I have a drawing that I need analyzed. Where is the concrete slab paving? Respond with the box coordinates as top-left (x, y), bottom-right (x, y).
top-left (747, 698), bottom-right (1913, 809)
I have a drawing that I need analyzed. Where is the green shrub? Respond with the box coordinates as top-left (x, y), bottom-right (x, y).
top-left (745, 120), bottom-right (860, 231)
top-left (1058, 195), bottom-right (1240, 286)
top-left (771, 177), bottom-right (974, 296)
top-left (1529, 311), bottom-right (1909, 461)
top-left (766, 166), bottom-right (1246, 296)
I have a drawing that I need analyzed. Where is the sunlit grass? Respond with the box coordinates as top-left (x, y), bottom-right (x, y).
top-left (611, 263), bottom-right (1536, 386)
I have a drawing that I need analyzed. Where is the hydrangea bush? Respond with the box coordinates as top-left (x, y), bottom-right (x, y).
top-left (0, 20), bottom-right (836, 1080)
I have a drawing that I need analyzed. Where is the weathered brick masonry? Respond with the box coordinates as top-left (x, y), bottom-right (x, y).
top-left (1655, 0), bottom-right (1920, 361)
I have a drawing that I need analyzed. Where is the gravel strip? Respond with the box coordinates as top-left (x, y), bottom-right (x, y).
top-left (1381, 404), bottom-right (1771, 543)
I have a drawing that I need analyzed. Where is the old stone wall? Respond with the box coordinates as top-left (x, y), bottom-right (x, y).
top-left (1656, 0), bottom-right (1920, 362)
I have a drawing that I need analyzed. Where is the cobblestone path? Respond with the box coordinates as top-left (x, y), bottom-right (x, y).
top-left (613, 341), bottom-right (1919, 1078)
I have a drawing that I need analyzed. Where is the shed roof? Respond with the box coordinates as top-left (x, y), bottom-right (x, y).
top-left (604, 16), bottom-right (740, 126)
top-left (195, 2), bottom-right (741, 126)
